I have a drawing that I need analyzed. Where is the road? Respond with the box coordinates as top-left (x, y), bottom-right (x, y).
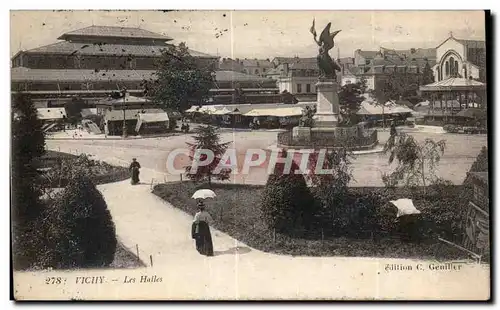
top-left (46, 130), bottom-right (487, 187)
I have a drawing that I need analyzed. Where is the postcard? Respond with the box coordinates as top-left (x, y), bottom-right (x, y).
top-left (11, 10), bottom-right (490, 300)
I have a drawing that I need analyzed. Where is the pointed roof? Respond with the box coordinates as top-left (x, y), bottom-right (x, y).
top-left (420, 77), bottom-right (486, 91)
top-left (436, 35), bottom-right (485, 50)
top-left (58, 25), bottom-right (173, 41)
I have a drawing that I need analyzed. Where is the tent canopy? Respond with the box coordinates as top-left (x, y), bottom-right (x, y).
top-left (243, 107), bottom-right (303, 117)
top-left (37, 108), bottom-right (67, 120)
top-left (357, 101), bottom-right (413, 115)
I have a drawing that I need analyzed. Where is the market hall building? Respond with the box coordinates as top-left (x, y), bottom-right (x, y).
top-left (11, 25), bottom-right (278, 108)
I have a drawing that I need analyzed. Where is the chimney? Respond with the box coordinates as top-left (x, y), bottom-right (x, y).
top-left (283, 63), bottom-right (289, 75)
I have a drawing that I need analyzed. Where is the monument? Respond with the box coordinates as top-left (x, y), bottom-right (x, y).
top-left (283, 20), bottom-right (378, 150)
top-left (311, 20), bottom-right (342, 129)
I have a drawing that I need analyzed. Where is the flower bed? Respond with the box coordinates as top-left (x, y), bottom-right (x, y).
top-left (153, 182), bottom-right (472, 260)
top-left (43, 153), bottom-right (129, 188)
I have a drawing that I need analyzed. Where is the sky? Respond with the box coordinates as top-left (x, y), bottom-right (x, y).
top-left (10, 10), bottom-right (486, 59)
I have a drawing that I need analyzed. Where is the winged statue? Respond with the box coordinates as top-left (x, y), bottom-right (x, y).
top-left (310, 19), bottom-right (342, 80)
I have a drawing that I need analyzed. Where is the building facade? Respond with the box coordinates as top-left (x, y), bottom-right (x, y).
top-left (11, 25), bottom-right (279, 108)
top-left (432, 35), bottom-right (486, 82)
top-left (271, 57), bottom-right (319, 101)
top-left (218, 58), bottom-right (273, 77)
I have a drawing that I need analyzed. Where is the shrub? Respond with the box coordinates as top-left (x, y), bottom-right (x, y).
top-left (443, 124), bottom-right (458, 133)
top-left (463, 146), bottom-right (488, 185)
top-left (45, 174), bottom-right (117, 269)
top-left (43, 153), bottom-right (128, 187)
top-left (260, 159), bottom-right (316, 237)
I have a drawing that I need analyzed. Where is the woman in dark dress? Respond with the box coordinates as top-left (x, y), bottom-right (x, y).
top-left (191, 201), bottom-right (214, 256)
top-left (129, 158), bottom-right (141, 185)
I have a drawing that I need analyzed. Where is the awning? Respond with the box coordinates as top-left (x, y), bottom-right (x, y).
top-left (211, 107), bottom-right (232, 115)
top-left (357, 101), bottom-right (414, 115)
top-left (243, 107), bottom-right (303, 117)
top-left (81, 108), bottom-right (97, 118)
top-left (185, 106), bottom-right (199, 113)
top-left (138, 112), bottom-right (169, 122)
top-left (37, 108), bottom-right (67, 120)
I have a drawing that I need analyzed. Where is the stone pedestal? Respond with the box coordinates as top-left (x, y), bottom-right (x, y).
top-left (292, 126), bottom-right (311, 143)
top-left (313, 80), bottom-right (340, 128)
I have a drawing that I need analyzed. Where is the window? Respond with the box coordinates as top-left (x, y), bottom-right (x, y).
top-left (297, 84), bottom-right (302, 93)
top-left (454, 61), bottom-right (459, 76)
top-left (306, 84), bottom-right (311, 93)
top-left (445, 61), bottom-right (450, 76)
top-left (129, 58), bottom-right (136, 69)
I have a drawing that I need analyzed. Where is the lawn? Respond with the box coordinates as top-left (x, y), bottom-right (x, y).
top-left (153, 182), bottom-right (471, 261)
top-left (109, 242), bottom-right (145, 269)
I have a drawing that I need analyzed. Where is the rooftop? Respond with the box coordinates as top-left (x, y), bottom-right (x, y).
top-left (58, 25), bottom-right (173, 41)
top-left (11, 67), bottom-right (273, 84)
top-left (420, 77), bottom-right (486, 91)
top-left (240, 59), bottom-right (274, 68)
top-left (18, 40), bottom-right (214, 58)
top-left (456, 39), bottom-right (486, 49)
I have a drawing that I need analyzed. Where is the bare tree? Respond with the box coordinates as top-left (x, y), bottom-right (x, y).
top-left (382, 133), bottom-right (446, 193)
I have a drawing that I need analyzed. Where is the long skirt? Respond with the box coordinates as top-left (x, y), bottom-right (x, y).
top-left (192, 221), bottom-right (214, 256)
top-left (131, 169), bottom-right (140, 185)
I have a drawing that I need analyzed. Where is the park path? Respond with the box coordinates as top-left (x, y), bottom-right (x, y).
top-left (13, 142), bottom-right (489, 300)
top-left (94, 168), bottom-right (489, 300)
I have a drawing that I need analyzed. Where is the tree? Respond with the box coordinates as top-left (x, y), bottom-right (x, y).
top-left (11, 93), bottom-right (46, 269)
top-left (142, 42), bottom-right (214, 112)
top-left (11, 93), bottom-right (46, 222)
top-left (64, 97), bottom-right (85, 126)
top-left (421, 61), bottom-right (435, 86)
top-left (338, 78), bottom-right (366, 126)
top-left (306, 148), bottom-right (355, 235)
top-left (373, 72), bottom-right (421, 103)
top-left (260, 156), bottom-right (316, 236)
top-left (382, 133), bottom-right (446, 192)
top-left (185, 125), bottom-right (232, 184)
top-left (46, 174), bottom-right (117, 269)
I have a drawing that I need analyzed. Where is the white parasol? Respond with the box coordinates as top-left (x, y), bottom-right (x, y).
top-left (389, 198), bottom-right (421, 218)
top-left (191, 189), bottom-right (216, 200)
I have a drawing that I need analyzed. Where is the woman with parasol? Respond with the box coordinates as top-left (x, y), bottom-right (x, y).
top-left (191, 189), bottom-right (216, 256)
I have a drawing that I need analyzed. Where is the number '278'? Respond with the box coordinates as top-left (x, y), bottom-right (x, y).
top-left (45, 277), bottom-right (63, 285)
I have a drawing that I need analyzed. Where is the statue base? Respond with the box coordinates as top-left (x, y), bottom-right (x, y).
top-left (313, 113), bottom-right (339, 128)
top-left (313, 79), bottom-right (340, 128)
top-left (292, 126), bottom-right (311, 143)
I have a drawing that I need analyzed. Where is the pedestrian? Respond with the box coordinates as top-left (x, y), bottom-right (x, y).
top-left (129, 158), bottom-right (141, 185)
top-left (390, 121), bottom-right (397, 137)
top-left (191, 200), bottom-right (214, 256)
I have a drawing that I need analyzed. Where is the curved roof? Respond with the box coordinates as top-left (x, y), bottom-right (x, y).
top-left (420, 78), bottom-right (486, 91)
